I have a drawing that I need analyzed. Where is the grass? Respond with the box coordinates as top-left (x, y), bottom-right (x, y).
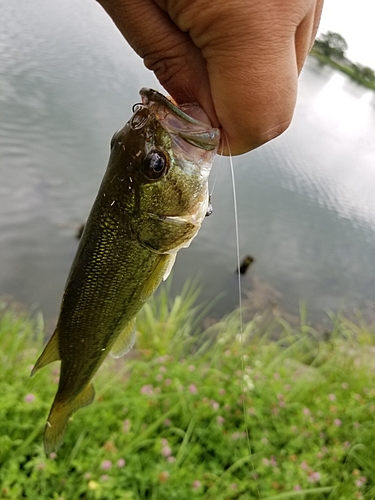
top-left (1, 286), bottom-right (375, 499)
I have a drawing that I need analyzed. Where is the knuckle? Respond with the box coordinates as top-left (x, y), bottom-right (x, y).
top-left (239, 116), bottom-right (293, 154)
top-left (262, 116), bottom-right (293, 143)
top-left (143, 52), bottom-right (183, 87)
top-left (142, 36), bottom-right (188, 73)
top-left (142, 42), bottom-right (197, 103)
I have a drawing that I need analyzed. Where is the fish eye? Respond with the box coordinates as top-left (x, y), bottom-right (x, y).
top-left (144, 150), bottom-right (168, 180)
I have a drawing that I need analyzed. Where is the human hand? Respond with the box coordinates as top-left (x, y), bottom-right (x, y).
top-left (97, 0), bottom-right (323, 155)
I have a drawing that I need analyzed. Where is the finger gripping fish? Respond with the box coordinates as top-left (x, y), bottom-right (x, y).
top-left (32, 89), bottom-right (220, 453)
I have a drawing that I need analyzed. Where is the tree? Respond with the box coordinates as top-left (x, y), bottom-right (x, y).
top-left (314, 31), bottom-right (348, 61)
top-left (351, 63), bottom-right (375, 83)
top-left (360, 66), bottom-right (375, 82)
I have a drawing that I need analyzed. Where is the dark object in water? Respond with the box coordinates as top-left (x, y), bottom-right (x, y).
top-left (238, 255), bottom-right (254, 275)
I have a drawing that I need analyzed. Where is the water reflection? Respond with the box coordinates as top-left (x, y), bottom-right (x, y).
top-left (276, 60), bottom-right (375, 238)
top-left (1, 1), bottom-right (375, 322)
top-left (312, 73), bottom-right (373, 138)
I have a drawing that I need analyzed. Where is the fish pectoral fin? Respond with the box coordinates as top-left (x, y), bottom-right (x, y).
top-left (137, 215), bottom-right (197, 253)
top-left (141, 254), bottom-right (171, 300)
top-left (44, 383), bottom-right (95, 454)
top-left (31, 329), bottom-right (60, 377)
top-left (163, 253), bottom-right (176, 281)
top-left (110, 319), bottom-right (136, 359)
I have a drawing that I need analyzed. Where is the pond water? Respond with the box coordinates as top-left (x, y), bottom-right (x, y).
top-left (1, 0), bottom-right (375, 323)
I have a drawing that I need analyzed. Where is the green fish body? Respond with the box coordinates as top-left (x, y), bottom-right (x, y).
top-left (32, 89), bottom-right (220, 453)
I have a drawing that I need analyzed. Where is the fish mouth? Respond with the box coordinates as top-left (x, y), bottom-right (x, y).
top-left (140, 88), bottom-right (220, 155)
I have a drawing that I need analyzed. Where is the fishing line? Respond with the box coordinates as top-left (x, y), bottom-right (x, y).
top-left (208, 146), bottom-right (223, 201)
top-left (227, 147), bottom-right (242, 332)
top-left (225, 134), bottom-right (261, 499)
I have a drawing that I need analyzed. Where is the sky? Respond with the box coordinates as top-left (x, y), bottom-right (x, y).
top-left (317, 0), bottom-right (375, 69)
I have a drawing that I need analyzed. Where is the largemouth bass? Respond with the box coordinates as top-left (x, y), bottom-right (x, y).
top-left (32, 88), bottom-right (220, 453)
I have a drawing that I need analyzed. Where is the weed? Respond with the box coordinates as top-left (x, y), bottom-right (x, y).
top-left (1, 289), bottom-right (375, 499)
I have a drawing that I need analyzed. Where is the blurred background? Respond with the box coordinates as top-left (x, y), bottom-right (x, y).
top-left (1, 0), bottom-right (375, 324)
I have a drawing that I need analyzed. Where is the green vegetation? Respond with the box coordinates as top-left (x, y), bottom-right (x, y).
top-left (1, 287), bottom-right (375, 499)
top-left (311, 31), bottom-right (375, 91)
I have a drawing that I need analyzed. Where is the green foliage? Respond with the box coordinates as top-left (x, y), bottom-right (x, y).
top-left (136, 278), bottom-right (209, 356)
top-left (310, 50), bottom-right (375, 91)
top-left (350, 63), bottom-right (375, 84)
top-left (314, 31), bottom-right (348, 61)
top-left (311, 30), bottom-right (375, 90)
top-left (1, 292), bottom-right (375, 499)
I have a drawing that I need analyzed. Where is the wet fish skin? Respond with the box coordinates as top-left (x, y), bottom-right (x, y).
top-left (32, 88), bottom-right (220, 453)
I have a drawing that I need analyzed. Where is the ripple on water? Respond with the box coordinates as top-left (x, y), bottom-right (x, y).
top-left (2, 0), bottom-right (375, 321)
top-left (267, 125), bottom-right (375, 236)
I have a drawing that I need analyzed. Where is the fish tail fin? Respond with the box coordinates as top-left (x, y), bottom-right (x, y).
top-left (44, 383), bottom-right (95, 454)
top-left (31, 329), bottom-right (60, 376)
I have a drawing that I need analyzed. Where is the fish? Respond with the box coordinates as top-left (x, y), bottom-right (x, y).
top-left (32, 88), bottom-right (220, 453)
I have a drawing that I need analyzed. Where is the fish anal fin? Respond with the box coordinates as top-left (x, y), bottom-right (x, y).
top-left (31, 329), bottom-right (60, 377)
top-left (44, 383), bottom-right (95, 454)
top-left (110, 319), bottom-right (136, 358)
top-left (141, 254), bottom-right (171, 300)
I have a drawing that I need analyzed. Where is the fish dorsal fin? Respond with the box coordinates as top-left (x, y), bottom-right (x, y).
top-left (31, 329), bottom-right (60, 376)
top-left (141, 254), bottom-right (171, 300)
top-left (110, 318), bottom-right (136, 359)
top-left (163, 253), bottom-right (176, 281)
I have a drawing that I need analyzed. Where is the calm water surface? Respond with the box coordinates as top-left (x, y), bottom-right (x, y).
top-left (1, 0), bottom-right (375, 322)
